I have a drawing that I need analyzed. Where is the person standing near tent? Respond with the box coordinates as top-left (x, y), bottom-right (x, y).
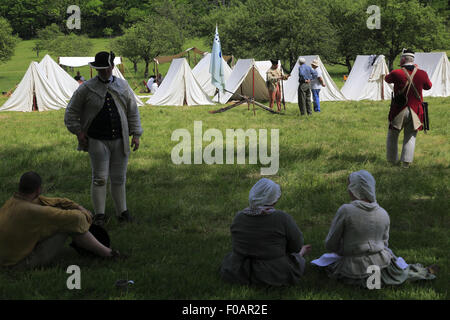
top-left (266, 59), bottom-right (289, 112)
top-left (310, 59), bottom-right (325, 112)
top-left (65, 51), bottom-right (143, 226)
top-left (385, 49), bottom-right (432, 168)
top-left (297, 58), bottom-right (317, 116)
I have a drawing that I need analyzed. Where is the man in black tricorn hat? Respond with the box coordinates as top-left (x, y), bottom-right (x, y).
top-left (65, 51), bottom-right (143, 226)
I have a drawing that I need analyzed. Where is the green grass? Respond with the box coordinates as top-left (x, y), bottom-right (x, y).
top-left (0, 97), bottom-right (448, 300)
top-left (0, 37), bottom-right (449, 300)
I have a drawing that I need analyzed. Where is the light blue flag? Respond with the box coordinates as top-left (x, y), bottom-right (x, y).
top-left (209, 25), bottom-right (225, 92)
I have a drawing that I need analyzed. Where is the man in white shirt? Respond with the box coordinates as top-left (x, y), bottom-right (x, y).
top-left (146, 76), bottom-right (155, 93)
top-left (310, 59), bottom-right (325, 112)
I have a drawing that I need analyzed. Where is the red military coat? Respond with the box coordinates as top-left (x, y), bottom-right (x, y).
top-left (385, 66), bottom-right (432, 131)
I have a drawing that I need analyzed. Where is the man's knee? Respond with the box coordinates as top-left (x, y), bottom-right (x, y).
top-left (92, 176), bottom-right (107, 187)
top-left (110, 174), bottom-right (126, 185)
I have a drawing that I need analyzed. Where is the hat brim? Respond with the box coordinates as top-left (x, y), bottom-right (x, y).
top-left (88, 62), bottom-right (113, 69)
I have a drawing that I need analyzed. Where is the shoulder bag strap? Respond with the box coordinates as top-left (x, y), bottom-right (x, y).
top-left (402, 67), bottom-right (421, 101)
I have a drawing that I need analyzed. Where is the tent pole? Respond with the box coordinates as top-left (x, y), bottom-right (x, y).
top-left (90, 67), bottom-right (92, 79)
top-left (381, 75), bottom-right (385, 100)
top-left (156, 63), bottom-right (159, 85)
top-left (252, 66), bottom-right (255, 116)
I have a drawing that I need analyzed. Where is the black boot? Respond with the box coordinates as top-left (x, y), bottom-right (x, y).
top-left (118, 210), bottom-right (134, 223)
top-left (92, 213), bottom-right (107, 226)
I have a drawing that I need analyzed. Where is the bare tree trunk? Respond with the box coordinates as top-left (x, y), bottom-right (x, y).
top-left (133, 61), bottom-right (138, 73)
top-left (345, 56), bottom-right (352, 74)
top-left (144, 60), bottom-right (149, 79)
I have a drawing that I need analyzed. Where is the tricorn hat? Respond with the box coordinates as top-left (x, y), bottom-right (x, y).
top-left (89, 51), bottom-right (115, 69)
top-left (70, 224), bottom-right (111, 256)
top-left (270, 59), bottom-right (278, 65)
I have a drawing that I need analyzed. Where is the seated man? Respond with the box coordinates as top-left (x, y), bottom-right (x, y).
top-left (74, 71), bottom-right (85, 84)
top-left (220, 178), bottom-right (311, 286)
top-left (146, 75), bottom-right (155, 93)
top-left (0, 172), bottom-right (119, 269)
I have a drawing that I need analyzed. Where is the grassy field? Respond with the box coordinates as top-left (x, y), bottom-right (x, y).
top-left (0, 96), bottom-right (448, 299)
top-left (0, 38), bottom-right (449, 300)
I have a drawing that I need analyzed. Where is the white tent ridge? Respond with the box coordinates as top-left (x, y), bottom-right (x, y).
top-left (254, 60), bottom-right (281, 81)
top-left (112, 66), bottom-right (145, 107)
top-left (147, 58), bottom-right (213, 106)
top-left (0, 62), bottom-right (67, 112)
top-left (59, 56), bottom-right (122, 67)
top-left (192, 53), bottom-right (232, 96)
top-left (213, 59), bottom-right (269, 104)
top-left (341, 55), bottom-right (393, 101)
top-left (39, 54), bottom-right (79, 101)
top-left (284, 55), bottom-right (346, 102)
top-left (414, 52), bottom-right (450, 97)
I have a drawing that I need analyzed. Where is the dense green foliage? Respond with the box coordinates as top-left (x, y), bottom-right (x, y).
top-left (34, 24), bottom-right (93, 57)
top-left (0, 17), bottom-right (19, 64)
top-left (1, 0), bottom-right (448, 71)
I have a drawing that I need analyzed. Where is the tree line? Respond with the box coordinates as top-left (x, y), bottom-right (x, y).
top-left (1, 0), bottom-right (448, 76)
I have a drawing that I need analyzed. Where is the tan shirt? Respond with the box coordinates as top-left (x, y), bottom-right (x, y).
top-left (266, 68), bottom-right (287, 91)
top-left (0, 194), bottom-right (91, 266)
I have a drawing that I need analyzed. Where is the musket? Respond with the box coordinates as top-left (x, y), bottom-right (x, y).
top-left (280, 67), bottom-right (286, 111)
top-left (422, 102), bottom-right (429, 133)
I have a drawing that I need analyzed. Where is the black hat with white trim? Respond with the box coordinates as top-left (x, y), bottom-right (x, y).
top-left (89, 51), bottom-right (115, 69)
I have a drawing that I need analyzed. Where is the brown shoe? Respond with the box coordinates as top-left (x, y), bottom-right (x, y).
top-left (106, 249), bottom-right (128, 261)
top-left (427, 264), bottom-right (440, 275)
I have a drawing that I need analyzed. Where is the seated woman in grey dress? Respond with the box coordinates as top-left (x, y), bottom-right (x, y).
top-left (318, 170), bottom-right (436, 287)
top-left (220, 178), bottom-right (312, 286)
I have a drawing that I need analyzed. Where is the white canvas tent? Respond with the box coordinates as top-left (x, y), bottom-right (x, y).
top-left (414, 52), bottom-right (450, 97)
top-left (192, 53), bottom-right (232, 96)
top-left (0, 62), bottom-right (67, 112)
top-left (213, 59), bottom-right (269, 104)
top-left (341, 55), bottom-right (393, 101)
top-left (39, 54), bottom-right (79, 101)
top-left (284, 55), bottom-right (346, 102)
top-left (59, 56), bottom-right (122, 67)
top-left (254, 60), bottom-right (281, 81)
top-left (147, 58), bottom-right (213, 106)
top-left (112, 66), bottom-right (145, 106)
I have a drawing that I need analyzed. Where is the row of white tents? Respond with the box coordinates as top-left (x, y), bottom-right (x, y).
top-left (148, 52), bottom-right (449, 106)
top-left (0, 55), bottom-right (143, 112)
top-left (1, 52), bottom-right (449, 111)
